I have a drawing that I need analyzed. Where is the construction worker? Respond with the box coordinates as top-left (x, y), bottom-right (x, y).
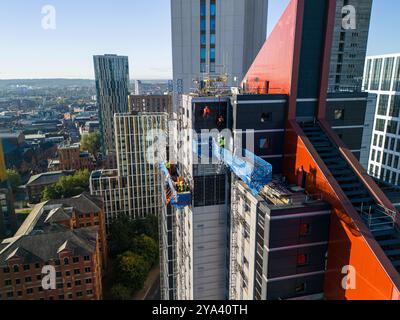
top-left (218, 136), bottom-right (225, 149)
top-left (177, 179), bottom-right (185, 193)
top-left (166, 161), bottom-right (172, 171)
top-left (203, 106), bottom-right (211, 119)
top-left (216, 115), bottom-right (225, 128)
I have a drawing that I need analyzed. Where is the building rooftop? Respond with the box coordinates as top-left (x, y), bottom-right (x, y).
top-left (0, 193), bottom-right (103, 266)
top-left (244, 176), bottom-right (329, 211)
top-left (26, 170), bottom-right (75, 187)
top-left (0, 228), bottom-right (97, 267)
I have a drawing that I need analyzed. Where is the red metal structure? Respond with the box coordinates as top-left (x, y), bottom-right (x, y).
top-left (242, 0), bottom-right (400, 300)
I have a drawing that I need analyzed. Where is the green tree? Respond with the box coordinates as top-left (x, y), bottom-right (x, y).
top-left (6, 169), bottom-right (21, 191)
top-left (131, 235), bottom-right (159, 267)
top-left (109, 215), bottom-right (159, 256)
top-left (41, 184), bottom-right (63, 201)
top-left (115, 251), bottom-right (150, 291)
top-left (110, 284), bottom-right (132, 300)
top-left (41, 170), bottom-right (90, 201)
top-left (109, 215), bottom-right (137, 255)
top-left (80, 132), bottom-right (101, 156)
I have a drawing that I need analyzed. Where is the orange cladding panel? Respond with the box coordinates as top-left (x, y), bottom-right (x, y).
top-left (283, 120), bottom-right (400, 300)
top-left (241, 0), bottom-right (300, 95)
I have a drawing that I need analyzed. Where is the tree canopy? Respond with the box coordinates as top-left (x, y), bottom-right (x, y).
top-left (41, 170), bottom-right (90, 201)
top-left (6, 169), bottom-right (22, 191)
top-left (107, 215), bottom-right (160, 299)
top-left (80, 132), bottom-right (101, 156)
top-left (115, 251), bottom-right (150, 291)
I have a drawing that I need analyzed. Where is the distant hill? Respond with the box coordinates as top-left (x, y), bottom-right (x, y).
top-left (0, 79), bottom-right (95, 88)
top-left (0, 79), bottom-right (171, 88)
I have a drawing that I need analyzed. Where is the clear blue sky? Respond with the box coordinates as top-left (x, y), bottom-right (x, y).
top-left (0, 0), bottom-right (398, 80)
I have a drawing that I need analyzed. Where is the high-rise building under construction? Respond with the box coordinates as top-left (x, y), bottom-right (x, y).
top-left (161, 0), bottom-right (400, 301)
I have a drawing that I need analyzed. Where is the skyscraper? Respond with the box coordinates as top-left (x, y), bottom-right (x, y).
top-left (364, 53), bottom-right (400, 185)
top-left (171, 0), bottom-right (268, 98)
top-left (90, 113), bottom-right (168, 231)
top-left (161, 0), bottom-right (400, 301)
top-left (93, 54), bottom-right (130, 164)
top-left (328, 0), bottom-right (373, 92)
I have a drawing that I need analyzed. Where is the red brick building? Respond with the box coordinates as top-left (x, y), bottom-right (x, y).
top-left (0, 193), bottom-right (107, 300)
top-left (48, 143), bottom-right (95, 172)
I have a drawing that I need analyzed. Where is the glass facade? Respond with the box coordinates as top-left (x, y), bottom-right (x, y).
top-left (382, 57), bottom-right (395, 91)
top-left (200, 0), bottom-right (206, 73)
top-left (366, 55), bottom-right (400, 185)
top-left (93, 55), bottom-right (129, 156)
top-left (370, 58), bottom-right (383, 90)
top-left (199, 0), bottom-right (216, 74)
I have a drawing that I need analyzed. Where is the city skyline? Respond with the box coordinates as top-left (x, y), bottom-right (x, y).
top-left (0, 0), bottom-right (399, 80)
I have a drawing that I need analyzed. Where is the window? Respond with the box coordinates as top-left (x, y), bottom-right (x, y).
top-left (76, 292), bottom-right (83, 297)
top-left (63, 258), bottom-right (69, 265)
top-left (25, 277), bottom-right (32, 283)
top-left (84, 256), bottom-right (90, 261)
top-left (378, 95), bottom-right (389, 116)
top-left (200, 18), bottom-right (206, 32)
top-left (200, 34), bottom-right (206, 46)
top-left (23, 265), bottom-right (30, 271)
top-left (297, 254), bottom-right (309, 266)
top-left (3, 267), bottom-right (10, 273)
top-left (371, 58), bottom-right (383, 90)
top-left (13, 265), bottom-right (19, 273)
top-left (371, 149), bottom-right (376, 162)
top-left (200, 0), bottom-right (206, 17)
top-left (210, 34), bottom-right (216, 45)
top-left (4, 279), bottom-right (12, 286)
top-left (387, 121), bottom-right (398, 134)
top-left (375, 119), bottom-right (386, 132)
top-left (65, 271), bottom-right (71, 276)
top-left (210, 48), bottom-right (216, 60)
top-left (363, 59), bottom-right (372, 89)
top-left (389, 95), bottom-right (400, 118)
top-left (299, 223), bottom-right (311, 236)
top-left (26, 288), bottom-right (34, 295)
top-left (260, 112), bottom-right (272, 123)
top-left (200, 47), bottom-right (206, 60)
top-left (295, 282), bottom-right (307, 294)
top-left (210, 0), bottom-right (216, 16)
top-left (334, 108), bottom-right (345, 120)
top-left (75, 280), bottom-right (82, 286)
top-left (259, 137), bottom-right (271, 150)
top-left (393, 57), bottom-right (400, 91)
top-left (73, 257), bottom-right (80, 263)
top-left (85, 278), bottom-right (92, 284)
top-left (74, 269), bottom-right (81, 275)
top-left (87, 290), bottom-right (93, 295)
top-left (85, 267), bottom-right (91, 273)
top-left (382, 57), bottom-right (395, 90)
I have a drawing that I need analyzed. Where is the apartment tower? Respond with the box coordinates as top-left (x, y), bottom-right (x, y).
top-left (364, 53), bottom-right (400, 186)
top-left (171, 0), bottom-right (268, 100)
top-left (93, 54), bottom-right (130, 166)
top-left (328, 0), bottom-right (373, 92)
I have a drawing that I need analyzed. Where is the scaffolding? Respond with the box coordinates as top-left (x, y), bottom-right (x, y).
top-left (159, 162), bottom-right (192, 209)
